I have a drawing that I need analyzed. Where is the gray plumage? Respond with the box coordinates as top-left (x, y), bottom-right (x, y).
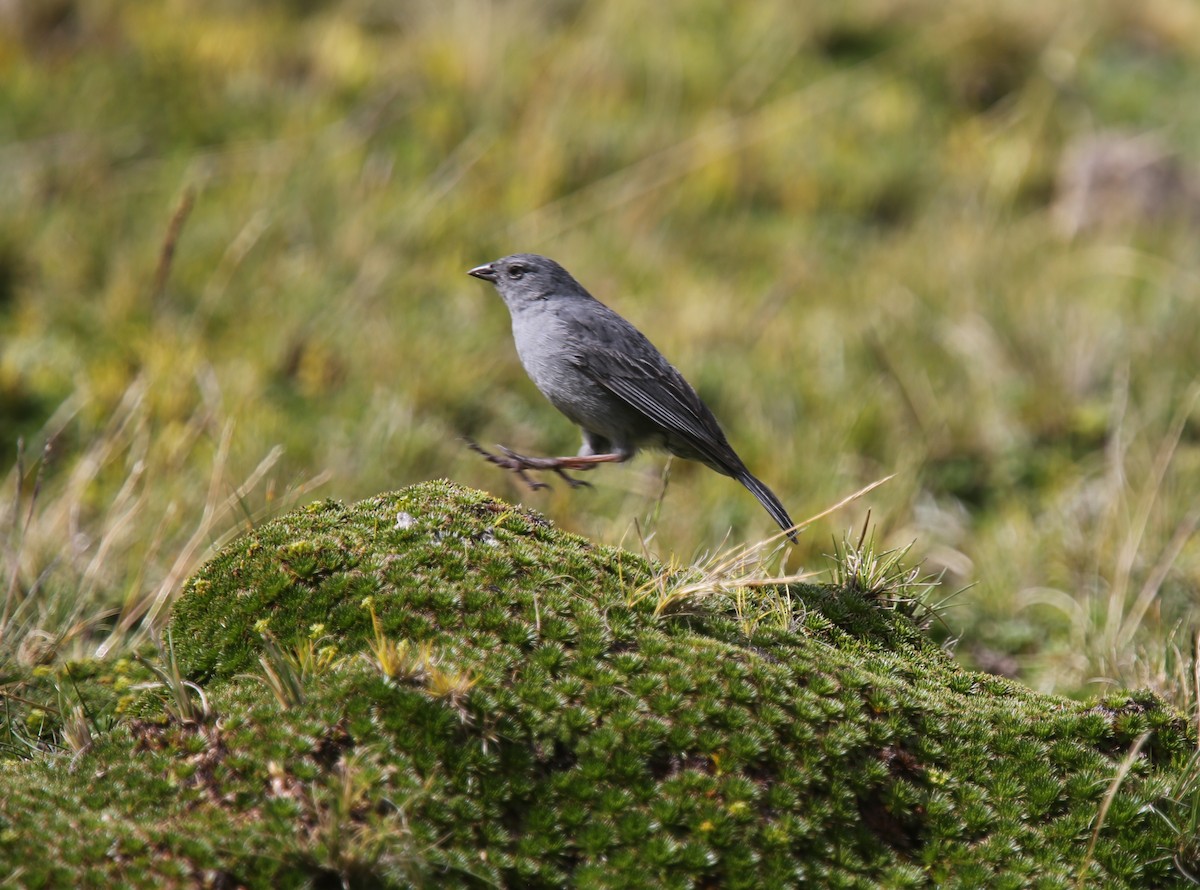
top-left (468, 253), bottom-right (796, 542)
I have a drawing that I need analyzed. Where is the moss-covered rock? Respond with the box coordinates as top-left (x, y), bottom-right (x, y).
top-left (0, 481), bottom-right (1194, 887)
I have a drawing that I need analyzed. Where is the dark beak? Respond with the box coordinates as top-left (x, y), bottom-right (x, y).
top-left (468, 263), bottom-right (498, 282)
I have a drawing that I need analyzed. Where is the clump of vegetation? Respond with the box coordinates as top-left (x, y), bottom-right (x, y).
top-left (3, 0), bottom-right (1200, 708)
top-left (2, 483), bottom-right (1194, 886)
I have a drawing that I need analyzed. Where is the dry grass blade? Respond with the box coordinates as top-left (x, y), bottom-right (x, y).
top-left (1076, 731), bottom-right (1152, 889)
top-left (101, 432), bottom-right (291, 655)
top-left (153, 187), bottom-right (196, 302)
top-left (632, 475), bottom-right (895, 627)
top-left (1105, 385), bottom-right (1200, 644)
top-left (2, 438), bottom-right (54, 640)
top-left (789, 474), bottom-right (896, 540)
top-left (1118, 504), bottom-right (1200, 650)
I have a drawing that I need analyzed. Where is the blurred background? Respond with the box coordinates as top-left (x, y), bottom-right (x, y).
top-left (1, 0), bottom-right (1198, 707)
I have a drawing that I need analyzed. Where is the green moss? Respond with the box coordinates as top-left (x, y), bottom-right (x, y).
top-left (0, 482), bottom-right (1194, 887)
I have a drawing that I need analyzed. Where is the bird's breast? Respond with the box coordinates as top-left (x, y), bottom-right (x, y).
top-left (509, 310), bottom-right (644, 442)
top-left (511, 312), bottom-right (576, 391)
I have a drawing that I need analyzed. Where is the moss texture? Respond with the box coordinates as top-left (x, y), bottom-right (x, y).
top-left (0, 481), bottom-right (1194, 887)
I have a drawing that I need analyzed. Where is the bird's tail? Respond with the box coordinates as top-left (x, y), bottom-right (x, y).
top-left (736, 471), bottom-right (798, 543)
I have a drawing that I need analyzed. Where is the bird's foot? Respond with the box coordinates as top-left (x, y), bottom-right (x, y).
top-left (463, 439), bottom-right (593, 490)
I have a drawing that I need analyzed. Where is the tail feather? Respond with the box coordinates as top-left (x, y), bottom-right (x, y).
top-left (736, 471), bottom-right (797, 543)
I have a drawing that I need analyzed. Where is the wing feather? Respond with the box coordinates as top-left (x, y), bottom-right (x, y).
top-left (574, 346), bottom-right (742, 474)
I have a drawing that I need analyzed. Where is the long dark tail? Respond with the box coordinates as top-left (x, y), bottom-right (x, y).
top-left (736, 471), bottom-right (797, 543)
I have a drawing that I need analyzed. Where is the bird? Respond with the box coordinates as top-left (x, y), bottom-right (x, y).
top-left (466, 253), bottom-right (797, 543)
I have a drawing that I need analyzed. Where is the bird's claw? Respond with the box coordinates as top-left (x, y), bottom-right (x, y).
top-left (496, 446), bottom-right (593, 489)
top-left (555, 468), bottom-right (593, 490)
top-left (463, 439), bottom-right (591, 490)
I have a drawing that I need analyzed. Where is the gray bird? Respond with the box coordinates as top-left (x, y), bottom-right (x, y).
top-left (467, 253), bottom-right (797, 542)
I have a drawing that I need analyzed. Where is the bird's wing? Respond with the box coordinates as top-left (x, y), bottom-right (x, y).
top-left (573, 343), bottom-right (742, 474)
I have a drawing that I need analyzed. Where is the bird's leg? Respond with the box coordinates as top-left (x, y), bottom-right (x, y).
top-left (463, 439), bottom-right (626, 490)
top-left (498, 447), bottom-right (628, 489)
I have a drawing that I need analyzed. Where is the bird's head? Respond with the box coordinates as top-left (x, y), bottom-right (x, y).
top-left (468, 254), bottom-right (587, 310)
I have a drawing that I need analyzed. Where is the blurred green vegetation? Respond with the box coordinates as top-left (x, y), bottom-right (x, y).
top-left (1, 0), bottom-right (1199, 702)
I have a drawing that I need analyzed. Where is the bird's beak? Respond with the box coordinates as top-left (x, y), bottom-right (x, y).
top-left (468, 263), bottom-right (498, 282)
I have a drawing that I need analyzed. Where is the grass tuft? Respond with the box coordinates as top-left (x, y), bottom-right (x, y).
top-left (136, 630), bottom-right (210, 725)
top-left (827, 512), bottom-right (949, 633)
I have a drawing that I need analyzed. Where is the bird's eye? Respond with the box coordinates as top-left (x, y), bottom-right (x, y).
top-left (506, 264), bottom-right (527, 280)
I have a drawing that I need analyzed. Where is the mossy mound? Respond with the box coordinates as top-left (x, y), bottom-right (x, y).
top-left (0, 481), bottom-right (1194, 887)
